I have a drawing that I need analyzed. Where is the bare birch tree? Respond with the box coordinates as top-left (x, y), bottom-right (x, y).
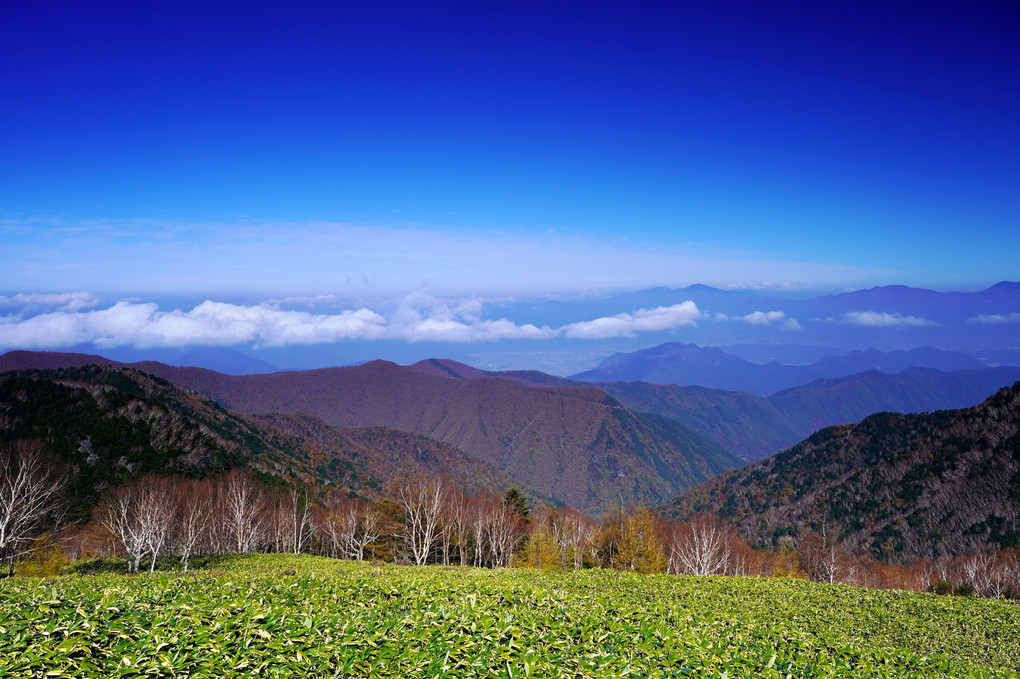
top-left (220, 469), bottom-right (266, 554)
top-left (798, 525), bottom-right (857, 585)
top-left (0, 442), bottom-right (64, 568)
top-left (444, 486), bottom-right (473, 567)
top-left (667, 514), bottom-right (733, 576)
top-left (269, 489), bottom-right (312, 554)
top-left (313, 498), bottom-right (380, 561)
top-left (393, 473), bottom-right (446, 565)
top-left (558, 508), bottom-right (598, 570)
top-left (484, 497), bottom-right (525, 568)
top-left (100, 475), bottom-right (176, 572)
top-left (314, 500), bottom-right (357, 559)
top-left (100, 489), bottom-right (146, 572)
top-left (174, 478), bottom-right (213, 570)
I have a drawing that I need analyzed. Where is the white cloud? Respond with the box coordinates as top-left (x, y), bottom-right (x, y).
top-left (839, 311), bottom-right (937, 327)
top-left (713, 309), bottom-right (802, 330)
top-left (0, 300), bottom-right (390, 349)
top-left (388, 290), bottom-right (555, 342)
top-left (967, 313), bottom-right (1020, 325)
top-left (0, 295), bottom-right (701, 348)
top-left (740, 310), bottom-right (785, 325)
top-left (562, 302), bottom-right (700, 339)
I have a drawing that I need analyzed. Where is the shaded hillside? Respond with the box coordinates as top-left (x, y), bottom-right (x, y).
top-left (0, 351), bottom-right (120, 372)
top-left (666, 382), bottom-right (1020, 562)
top-left (0, 366), bottom-right (294, 520)
top-left (590, 381), bottom-right (804, 461)
top-left (767, 366), bottom-right (1020, 434)
top-left (251, 412), bottom-right (523, 499)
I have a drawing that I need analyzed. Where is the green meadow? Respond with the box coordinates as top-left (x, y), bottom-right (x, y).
top-left (1, 554), bottom-right (1016, 678)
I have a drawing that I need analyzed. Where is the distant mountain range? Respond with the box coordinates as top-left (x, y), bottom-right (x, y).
top-left (0, 352), bottom-right (739, 514)
top-left (5, 349), bottom-right (1019, 468)
top-left (481, 281), bottom-right (1020, 374)
top-left (665, 381), bottom-right (1020, 562)
top-left (572, 343), bottom-right (989, 395)
top-left (456, 353), bottom-right (1020, 461)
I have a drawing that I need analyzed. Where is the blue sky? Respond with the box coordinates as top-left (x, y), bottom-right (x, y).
top-left (1, 1), bottom-right (1018, 360)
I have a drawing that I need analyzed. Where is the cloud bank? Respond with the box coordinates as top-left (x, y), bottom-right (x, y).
top-left (0, 296), bottom-right (704, 349)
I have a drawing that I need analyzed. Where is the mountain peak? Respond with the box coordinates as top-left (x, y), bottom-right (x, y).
top-left (408, 358), bottom-right (488, 380)
top-left (0, 349), bottom-right (118, 372)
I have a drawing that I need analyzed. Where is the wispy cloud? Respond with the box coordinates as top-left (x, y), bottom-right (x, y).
top-left (967, 313), bottom-right (1020, 324)
top-left (264, 294), bottom-right (342, 308)
top-left (1, 218), bottom-right (897, 296)
top-left (838, 311), bottom-right (937, 327)
top-left (0, 294), bottom-right (702, 349)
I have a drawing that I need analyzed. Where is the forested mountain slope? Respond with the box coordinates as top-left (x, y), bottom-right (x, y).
top-left (0, 366), bottom-right (520, 520)
top-left (0, 366), bottom-right (290, 520)
top-left (666, 382), bottom-right (1020, 561)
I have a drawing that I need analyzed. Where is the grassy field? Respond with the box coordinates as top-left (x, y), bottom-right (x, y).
top-left (0, 554), bottom-right (1017, 678)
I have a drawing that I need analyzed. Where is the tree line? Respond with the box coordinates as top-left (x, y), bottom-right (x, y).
top-left (3, 445), bottom-right (1019, 599)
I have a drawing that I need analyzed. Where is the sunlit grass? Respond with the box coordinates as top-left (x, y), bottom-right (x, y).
top-left (1, 554), bottom-right (1016, 677)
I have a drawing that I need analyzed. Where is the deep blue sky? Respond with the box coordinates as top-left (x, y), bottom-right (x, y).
top-left (2, 0), bottom-right (1018, 298)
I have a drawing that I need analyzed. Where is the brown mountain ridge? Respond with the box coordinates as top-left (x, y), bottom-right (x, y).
top-left (0, 352), bottom-right (739, 514)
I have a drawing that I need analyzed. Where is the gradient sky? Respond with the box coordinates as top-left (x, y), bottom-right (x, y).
top-left (2, 1), bottom-right (1018, 300)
